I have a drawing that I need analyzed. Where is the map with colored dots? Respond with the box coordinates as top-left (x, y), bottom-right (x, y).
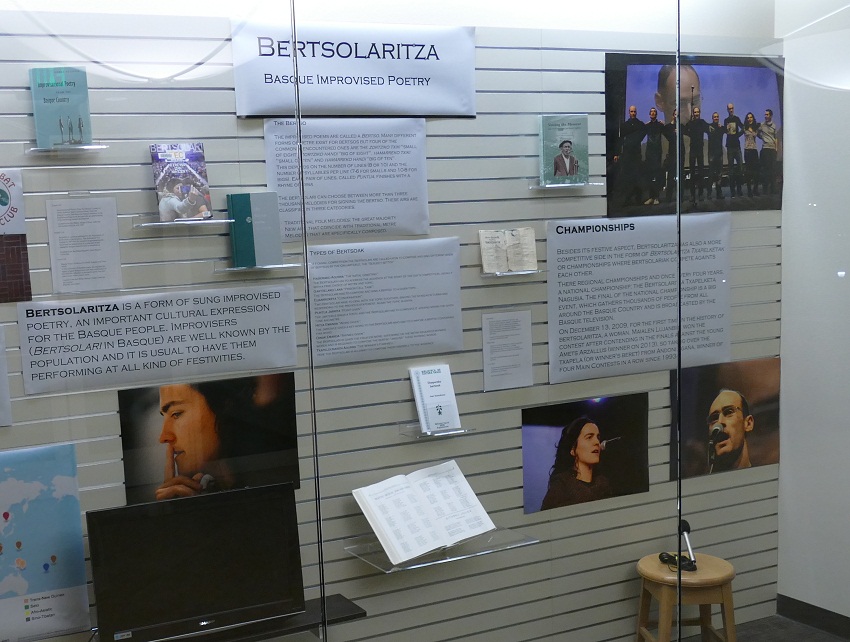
top-left (0, 444), bottom-right (89, 641)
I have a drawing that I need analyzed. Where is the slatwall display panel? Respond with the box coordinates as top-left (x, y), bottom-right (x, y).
top-left (0, 12), bottom-right (782, 642)
top-left (310, 27), bottom-right (781, 642)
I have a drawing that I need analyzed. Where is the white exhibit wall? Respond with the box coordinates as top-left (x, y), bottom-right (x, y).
top-left (777, 5), bottom-right (850, 618)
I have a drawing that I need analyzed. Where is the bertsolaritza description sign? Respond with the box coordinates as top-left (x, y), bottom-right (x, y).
top-left (547, 213), bottom-right (731, 384)
top-left (231, 21), bottom-right (475, 116)
top-left (264, 118), bottom-right (429, 240)
top-left (18, 285), bottom-right (297, 394)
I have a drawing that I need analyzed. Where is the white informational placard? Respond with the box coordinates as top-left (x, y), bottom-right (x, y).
top-left (547, 213), bottom-right (731, 383)
top-left (18, 284), bottom-right (297, 395)
top-left (232, 21), bottom-right (475, 116)
top-left (264, 118), bottom-right (429, 240)
top-left (46, 197), bottom-right (122, 293)
top-left (0, 168), bottom-right (26, 235)
top-left (0, 327), bottom-right (11, 426)
top-left (308, 237), bottom-right (462, 365)
top-left (482, 310), bottom-right (533, 391)
top-left (0, 444), bottom-right (91, 641)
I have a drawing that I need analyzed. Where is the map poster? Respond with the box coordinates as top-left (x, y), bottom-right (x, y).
top-left (0, 444), bottom-right (90, 641)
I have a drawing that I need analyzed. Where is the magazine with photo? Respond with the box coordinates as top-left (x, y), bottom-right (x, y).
top-left (150, 142), bottom-right (213, 222)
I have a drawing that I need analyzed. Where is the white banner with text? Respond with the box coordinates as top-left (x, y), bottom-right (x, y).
top-left (547, 213), bottom-right (731, 383)
top-left (232, 21), bottom-right (475, 116)
top-left (18, 285), bottom-right (297, 394)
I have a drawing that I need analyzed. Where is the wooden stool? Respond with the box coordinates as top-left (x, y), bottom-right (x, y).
top-left (636, 552), bottom-right (736, 642)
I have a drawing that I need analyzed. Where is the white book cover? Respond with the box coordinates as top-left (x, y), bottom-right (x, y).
top-left (352, 460), bottom-right (495, 566)
top-left (409, 364), bottom-right (462, 434)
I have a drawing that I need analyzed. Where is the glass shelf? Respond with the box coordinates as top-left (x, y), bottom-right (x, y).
top-left (215, 262), bottom-right (301, 273)
top-left (133, 214), bottom-right (233, 229)
top-left (480, 269), bottom-right (541, 277)
top-left (528, 180), bottom-right (605, 190)
top-left (27, 144), bottom-right (109, 154)
top-left (344, 527), bottom-right (539, 573)
top-left (398, 421), bottom-right (473, 439)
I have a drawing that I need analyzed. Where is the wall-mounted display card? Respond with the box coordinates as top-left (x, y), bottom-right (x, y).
top-left (232, 21), bottom-right (475, 117)
top-left (522, 393), bottom-right (649, 513)
top-left (409, 364), bottom-right (461, 434)
top-left (118, 372), bottom-right (299, 505)
top-left (0, 444), bottom-right (91, 640)
top-left (479, 228), bottom-right (537, 274)
top-left (150, 143), bottom-right (212, 222)
top-left (352, 460), bottom-right (495, 566)
top-left (672, 357), bottom-right (780, 480)
top-left (29, 67), bottom-right (92, 149)
top-left (0, 328), bottom-right (11, 426)
top-left (46, 197), bottom-right (121, 293)
top-left (482, 310), bottom-right (533, 391)
top-left (0, 169), bottom-right (26, 235)
top-left (539, 114), bottom-right (589, 186)
top-left (307, 237), bottom-right (462, 366)
top-left (547, 212), bottom-right (731, 384)
top-left (264, 117), bottom-right (429, 240)
top-left (227, 192), bottom-right (284, 268)
top-left (17, 284), bottom-right (297, 395)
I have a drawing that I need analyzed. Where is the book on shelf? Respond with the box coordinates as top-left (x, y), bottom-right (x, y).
top-left (409, 364), bottom-right (462, 434)
top-left (538, 113), bottom-right (589, 186)
top-left (227, 191), bottom-right (284, 268)
top-left (29, 67), bottom-right (93, 149)
top-left (479, 228), bottom-right (538, 274)
top-left (150, 142), bottom-right (213, 222)
top-left (352, 460), bottom-right (496, 566)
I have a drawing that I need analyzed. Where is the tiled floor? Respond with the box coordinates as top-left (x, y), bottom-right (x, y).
top-left (681, 614), bottom-right (848, 641)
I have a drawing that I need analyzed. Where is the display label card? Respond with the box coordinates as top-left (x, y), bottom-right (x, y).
top-left (18, 284), bottom-right (297, 394)
top-left (264, 118), bottom-right (428, 240)
top-left (0, 328), bottom-right (11, 426)
top-left (547, 213), bottom-right (731, 383)
top-left (482, 310), bottom-right (533, 391)
top-left (232, 21), bottom-right (475, 116)
top-left (307, 238), bottom-right (462, 365)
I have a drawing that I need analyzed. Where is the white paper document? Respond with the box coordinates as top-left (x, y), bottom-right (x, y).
top-left (265, 118), bottom-right (429, 240)
top-left (409, 364), bottom-right (462, 434)
top-left (482, 310), bottom-right (533, 391)
top-left (307, 237), bottom-right (463, 365)
top-left (0, 328), bottom-right (11, 426)
top-left (46, 197), bottom-right (121, 293)
top-left (352, 460), bottom-right (495, 566)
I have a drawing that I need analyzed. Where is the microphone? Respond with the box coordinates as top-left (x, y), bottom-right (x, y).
top-left (679, 519), bottom-right (698, 571)
top-left (707, 424), bottom-right (724, 472)
top-left (599, 437), bottom-right (621, 451)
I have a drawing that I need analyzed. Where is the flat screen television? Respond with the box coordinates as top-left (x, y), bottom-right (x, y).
top-left (86, 483), bottom-right (305, 642)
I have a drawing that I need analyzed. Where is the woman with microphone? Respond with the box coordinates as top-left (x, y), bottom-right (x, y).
top-left (541, 416), bottom-right (615, 509)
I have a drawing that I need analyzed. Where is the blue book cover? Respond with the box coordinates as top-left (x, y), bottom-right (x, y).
top-left (29, 67), bottom-right (92, 149)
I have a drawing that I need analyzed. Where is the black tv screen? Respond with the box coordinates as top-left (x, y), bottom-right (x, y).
top-left (87, 483), bottom-right (305, 642)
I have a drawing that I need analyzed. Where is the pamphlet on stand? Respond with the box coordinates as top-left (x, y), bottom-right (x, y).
top-left (479, 228), bottom-right (538, 274)
top-left (409, 364), bottom-right (462, 434)
top-left (29, 67), bottom-right (92, 149)
top-left (352, 460), bottom-right (496, 566)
